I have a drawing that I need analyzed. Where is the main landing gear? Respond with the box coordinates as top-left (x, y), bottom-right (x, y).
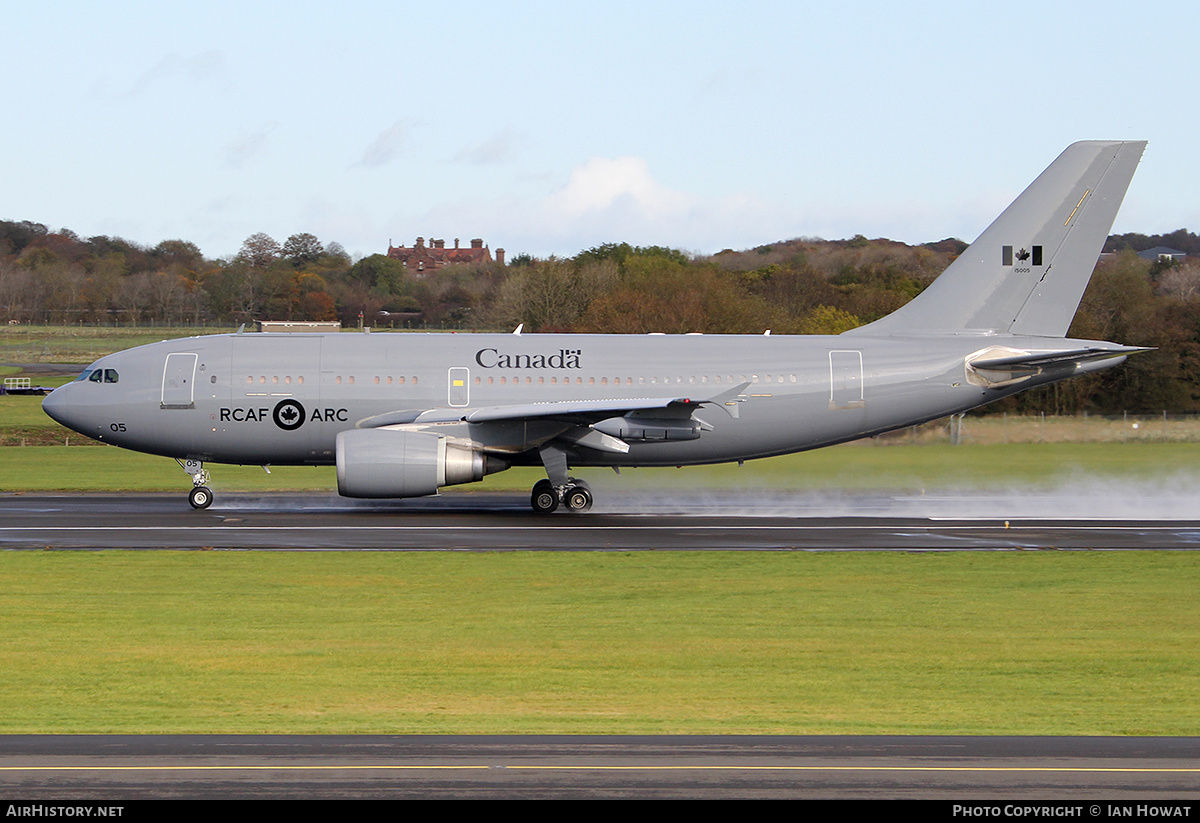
top-left (532, 443), bottom-right (594, 514)
top-left (530, 478), bottom-right (593, 514)
top-left (178, 459), bottom-right (214, 510)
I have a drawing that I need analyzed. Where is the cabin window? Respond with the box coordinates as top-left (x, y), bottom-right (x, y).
top-left (88, 370), bottom-right (102, 383)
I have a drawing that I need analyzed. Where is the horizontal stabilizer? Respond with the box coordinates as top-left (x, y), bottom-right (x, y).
top-left (969, 345), bottom-right (1153, 370)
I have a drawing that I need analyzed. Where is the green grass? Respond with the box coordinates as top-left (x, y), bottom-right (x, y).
top-left (0, 551), bottom-right (1196, 735)
top-left (3, 441), bottom-right (1200, 494)
top-left (0, 324), bottom-right (233, 364)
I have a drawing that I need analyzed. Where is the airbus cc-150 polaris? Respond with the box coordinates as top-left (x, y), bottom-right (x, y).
top-left (43, 141), bottom-right (1149, 513)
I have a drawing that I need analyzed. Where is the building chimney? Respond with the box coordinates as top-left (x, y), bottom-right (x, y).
top-left (496, 248), bottom-right (505, 266)
top-left (415, 237), bottom-right (424, 248)
top-left (471, 238), bottom-right (483, 249)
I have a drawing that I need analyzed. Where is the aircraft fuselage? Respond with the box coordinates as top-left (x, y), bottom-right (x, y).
top-left (44, 329), bottom-right (1123, 468)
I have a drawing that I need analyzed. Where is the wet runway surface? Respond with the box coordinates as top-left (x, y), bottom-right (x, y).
top-left (3, 491), bottom-right (1200, 551)
top-left (2, 735), bottom-right (1199, 799)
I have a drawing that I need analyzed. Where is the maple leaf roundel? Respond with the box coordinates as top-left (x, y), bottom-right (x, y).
top-left (273, 399), bottom-right (306, 431)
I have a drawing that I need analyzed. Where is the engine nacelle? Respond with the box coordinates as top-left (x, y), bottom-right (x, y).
top-left (335, 429), bottom-right (504, 498)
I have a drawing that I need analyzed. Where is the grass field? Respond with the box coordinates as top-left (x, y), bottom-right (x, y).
top-left (1, 551), bottom-right (1197, 735)
top-left (0, 324), bottom-right (232, 364)
top-left (5, 441), bottom-right (1200, 494)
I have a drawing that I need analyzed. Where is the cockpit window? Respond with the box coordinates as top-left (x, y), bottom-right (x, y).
top-left (78, 368), bottom-right (118, 384)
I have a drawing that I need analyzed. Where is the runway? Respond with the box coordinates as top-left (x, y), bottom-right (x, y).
top-left (2, 491), bottom-right (1200, 550)
top-left (2, 735), bottom-right (1199, 799)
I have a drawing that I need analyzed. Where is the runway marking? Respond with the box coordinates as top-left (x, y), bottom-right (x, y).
top-left (2, 763), bottom-right (1199, 773)
top-left (3, 525), bottom-right (1198, 532)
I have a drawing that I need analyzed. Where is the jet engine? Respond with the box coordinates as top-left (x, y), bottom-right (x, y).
top-left (335, 429), bottom-right (506, 498)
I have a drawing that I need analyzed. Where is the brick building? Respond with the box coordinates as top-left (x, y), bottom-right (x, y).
top-left (386, 237), bottom-right (505, 275)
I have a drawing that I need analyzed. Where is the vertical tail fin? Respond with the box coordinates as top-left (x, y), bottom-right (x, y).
top-left (848, 140), bottom-right (1146, 337)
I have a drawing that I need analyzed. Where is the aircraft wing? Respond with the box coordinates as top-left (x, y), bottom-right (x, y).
top-left (358, 383), bottom-right (749, 429)
top-left (460, 395), bottom-right (710, 423)
top-left (355, 383), bottom-right (750, 457)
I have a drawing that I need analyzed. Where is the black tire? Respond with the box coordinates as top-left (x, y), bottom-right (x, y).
top-left (564, 485), bottom-right (593, 513)
top-left (531, 480), bottom-right (559, 514)
top-left (188, 486), bottom-right (213, 510)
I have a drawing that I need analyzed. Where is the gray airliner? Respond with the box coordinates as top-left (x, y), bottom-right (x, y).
top-left (43, 140), bottom-right (1148, 513)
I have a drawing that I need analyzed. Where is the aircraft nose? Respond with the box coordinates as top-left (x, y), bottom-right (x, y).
top-left (42, 385), bottom-right (85, 432)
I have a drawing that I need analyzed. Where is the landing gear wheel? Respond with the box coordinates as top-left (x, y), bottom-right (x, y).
top-left (531, 480), bottom-right (559, 514)
top-left (563, 485), bottom-right (593, 513)
top-left (188, 486), bottom-right (213, 510)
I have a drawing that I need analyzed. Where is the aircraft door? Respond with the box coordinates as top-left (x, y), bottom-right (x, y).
top-left (161, 353), bottom-right (198, 409)
top-left (828, 350), bottom-right (864, 409)
top-left (448, 367), bottom-right (469, 407)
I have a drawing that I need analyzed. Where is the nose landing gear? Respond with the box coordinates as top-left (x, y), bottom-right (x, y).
top-left (178, 459), bottom-right (213, 510)
top-left (188, 485), bottom-right (213, 510)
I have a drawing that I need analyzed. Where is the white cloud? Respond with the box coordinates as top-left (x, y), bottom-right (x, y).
top-left (454, 129), bottom-right (524, 165)
top-left (125, 50), bottom-right (228, 98)
top-left (356, 120), bottom-right (412, 168)
top-left (220, 122), bottom-right (277, 169)
top-left (547, 156), bottom-right (691, 219)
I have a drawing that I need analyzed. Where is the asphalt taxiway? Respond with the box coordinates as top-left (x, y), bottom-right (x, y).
top-left (2, 491), bottom-right (1200, 551)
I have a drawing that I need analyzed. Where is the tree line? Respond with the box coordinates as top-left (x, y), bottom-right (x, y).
top-left (3, 219), bottom-right (1199, 414)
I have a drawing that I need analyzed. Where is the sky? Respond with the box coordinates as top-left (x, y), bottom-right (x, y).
top-left (3, 0), bottom-right (1197, 262)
